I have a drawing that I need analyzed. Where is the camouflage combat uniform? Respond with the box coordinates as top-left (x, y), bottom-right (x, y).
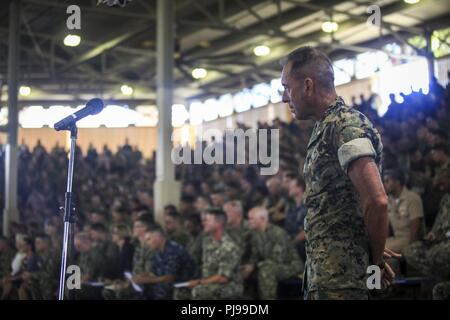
top-left (30, 250), bottom-right (59, 300)
top-left (91, 239), bottom-right (119, 279)
top-left (432, 281), bottom-right (450, 300)
top-left (103, 241), bottom-right (153, 300)
top-left (226, 221), bottom-right (252, 262)
top-left (303, 96), bottom-right (383, 300)
top-left (75, 248), bottom-right (106, 299)
top-left (403, 193), bottom-right (450, 279)
top-left (0, 247), bottom-right (15, 278)
top-left (187, 232), bottom-right (205, 270)
top-left (167, 230), bottom-right (191, 248)
top-left (249, 223), bottom-right (302, 299)
top-left (192, 233), bottom-right (243, 300)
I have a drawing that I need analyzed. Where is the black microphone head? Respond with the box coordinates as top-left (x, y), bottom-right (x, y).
top-left (87, 98), bottom-right (104, 115)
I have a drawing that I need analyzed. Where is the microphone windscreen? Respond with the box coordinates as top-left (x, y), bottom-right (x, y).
top-left (87, 98), bottom-right (104, 115)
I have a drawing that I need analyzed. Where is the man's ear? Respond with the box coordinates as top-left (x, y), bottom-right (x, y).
top-left (304, 77), bottom-right (314, 94)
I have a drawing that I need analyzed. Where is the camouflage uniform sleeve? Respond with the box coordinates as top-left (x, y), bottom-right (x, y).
top-left (431, 193), bottom-right (450, 239)
top-left (217, 239), bottom-right (241, 279)
top-left (269, 228), bottom-right (293, 264)
top-left (0, 251), bottom-right (14, 278)
top-left (334, 112), bottom-right (380, 174)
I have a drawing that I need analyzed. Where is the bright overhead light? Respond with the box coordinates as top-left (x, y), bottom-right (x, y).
top-left (120, 84), bottom-right (134, 95)
top-left (254, 45), bottom-right (270, 57)
top-left (19, 86), bottom-right (31, 96)
top-left (64, 34), bottom-right (81, 47)
top-left (192, 68), bottom-right (207, 79)
top-left (404, 0), bottom-right (420, 4)
top-left (321, 21), bottom-right (339, 33)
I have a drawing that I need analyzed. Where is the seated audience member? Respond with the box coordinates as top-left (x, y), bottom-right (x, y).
top-left (383, 170), bottom-right (424, 252)
top-left (265, 177), bottom-right (289, 225)
top-left (1, 235), bottom-right (39, 300)
top-left (103, 218), bottom-right (153, 299)
top-left (163, 207), bottom-right (191, 248)
top-left (132, 225), bottom-right (197, 299)
top-left (404, 169), bottom-right (450, 282)
top-left (19, 234), bottom-right (59, 300)
top-left (110, 224), bottom-right (135, 279)
top-left (0, 236), bottom-right (15, 284)
top-left (183, 208), bottom-right (243, 300)
top-left (243, 206), bottom-right (302, 300)
top-left (223, 200), bottom-right (252, 260)
top-left (285, 177), bottom-right (307, 263)
top-left (89, 222), bottom-right (119, 280)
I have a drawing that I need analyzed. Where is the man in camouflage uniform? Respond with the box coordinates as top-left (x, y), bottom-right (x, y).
top-left (89, 222), bottom-right (119, 279)
top-left (281, 47), bottom-right (392, 300)
top-left (0, 236), bottom-right (15, 280)
top-left (223, 200), bottom-right (252, 261)
top-left (243, 206), bottom-right (302, 300)
top-left (433, 281), bottom-right (450, 300)
top-left (163, 209), bottom-right (191, 248)
top-left (184, 214), bottom-right (204, 268)
top-left (403, 191), bottom-right (450, 282)
top-left (73, 232), bottom-right (106, 299)
top-left (185, 208), bottom-right (243, 299)
top-left (29, 234), bottom-right (59, 299)
top-left (0, 236), bottom-right (15, 298)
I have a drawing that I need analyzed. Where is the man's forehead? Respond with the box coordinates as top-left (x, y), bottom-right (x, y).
top-left (281, 61), bottom-right (293, 82)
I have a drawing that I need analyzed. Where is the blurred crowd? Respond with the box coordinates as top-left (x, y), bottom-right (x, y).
top-left (0, 77), bottom-right (449, 300)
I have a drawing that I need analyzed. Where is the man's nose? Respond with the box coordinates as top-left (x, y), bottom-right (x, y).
top-left (282, 90), bottom-right (289, 103)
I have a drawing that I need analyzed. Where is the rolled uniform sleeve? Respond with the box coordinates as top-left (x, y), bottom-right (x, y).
top-left (335, 121), bottom-right (379, 174)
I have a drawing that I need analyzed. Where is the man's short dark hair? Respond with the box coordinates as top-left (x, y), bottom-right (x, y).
top-left (134, 217), bottom-right (154, 230)
top-left (293, 176), bottom-right (306, 190)
top-left (204, 207), bottom-right (227, 227)
top-left (164, 204), bottom-right (179, 216)
top-left (90, 222), bottom-right (108, 233)
top-left (384, 169), bottom-right (405, 186)
top-left (185, 213), bottom-right (201, 226)
top-left (146, 223), bottom-right (167, 238)
top-left (23, 236), bottom-right (34, 250)
top-left (283, 171), bottom-right (297, 180)
top-left (35, 233), bottom-right (51, 245)
top-left (181, 195), bottom-right (195, 204)
top-left (165, 209), bottom-right (181, 221)
top-left (280, 46), bottom-right (335, 92)
top-left (431, 144), bottom-right (449, 155)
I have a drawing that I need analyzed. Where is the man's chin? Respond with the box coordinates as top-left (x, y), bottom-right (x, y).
top-left (292, 112), bottom-right (305, 120)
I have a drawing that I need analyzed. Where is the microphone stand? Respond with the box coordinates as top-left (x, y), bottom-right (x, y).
top-left (57, 124), bottom-right (78, 300)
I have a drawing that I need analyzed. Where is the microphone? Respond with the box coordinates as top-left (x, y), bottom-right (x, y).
top-left (54, 98), bottom-right (104, 131)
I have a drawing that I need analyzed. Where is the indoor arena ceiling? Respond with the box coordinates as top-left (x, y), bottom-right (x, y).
top-left (0, 0), bottom-right (449, 107)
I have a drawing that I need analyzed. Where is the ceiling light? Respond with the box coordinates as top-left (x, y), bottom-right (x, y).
top-left (19, 86), bottom-right (31, 96)
top-left (192, 68), bottom-right (207, 79)
top-left (404, 0), bottom-right (420, 4)
top-left (254, 45), bottom-right (270, 57)
top-left (64, 34), bottom-right (81, 47)
top-left (120, 84), bottom-right (134, 95)
top-left (321, 21), bottom-right (338, 33)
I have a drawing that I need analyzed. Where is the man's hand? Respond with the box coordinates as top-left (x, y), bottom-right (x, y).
top-left (424, 232), bottom-right (435, 242)
top-left (383, 247), bottom-right (401, 260)
top-left (21, 272), bottom-right (32, 282)
top-left (295, 230), bottom-right (306, 243)
top-left (241, 264), bottom-right (255, 278)
top-left (381, 261), bottom-right (396, 288)
top-left (132, 274), bottom-right (145, 284)
top-left (187, 279), bottom-right (201, 289)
